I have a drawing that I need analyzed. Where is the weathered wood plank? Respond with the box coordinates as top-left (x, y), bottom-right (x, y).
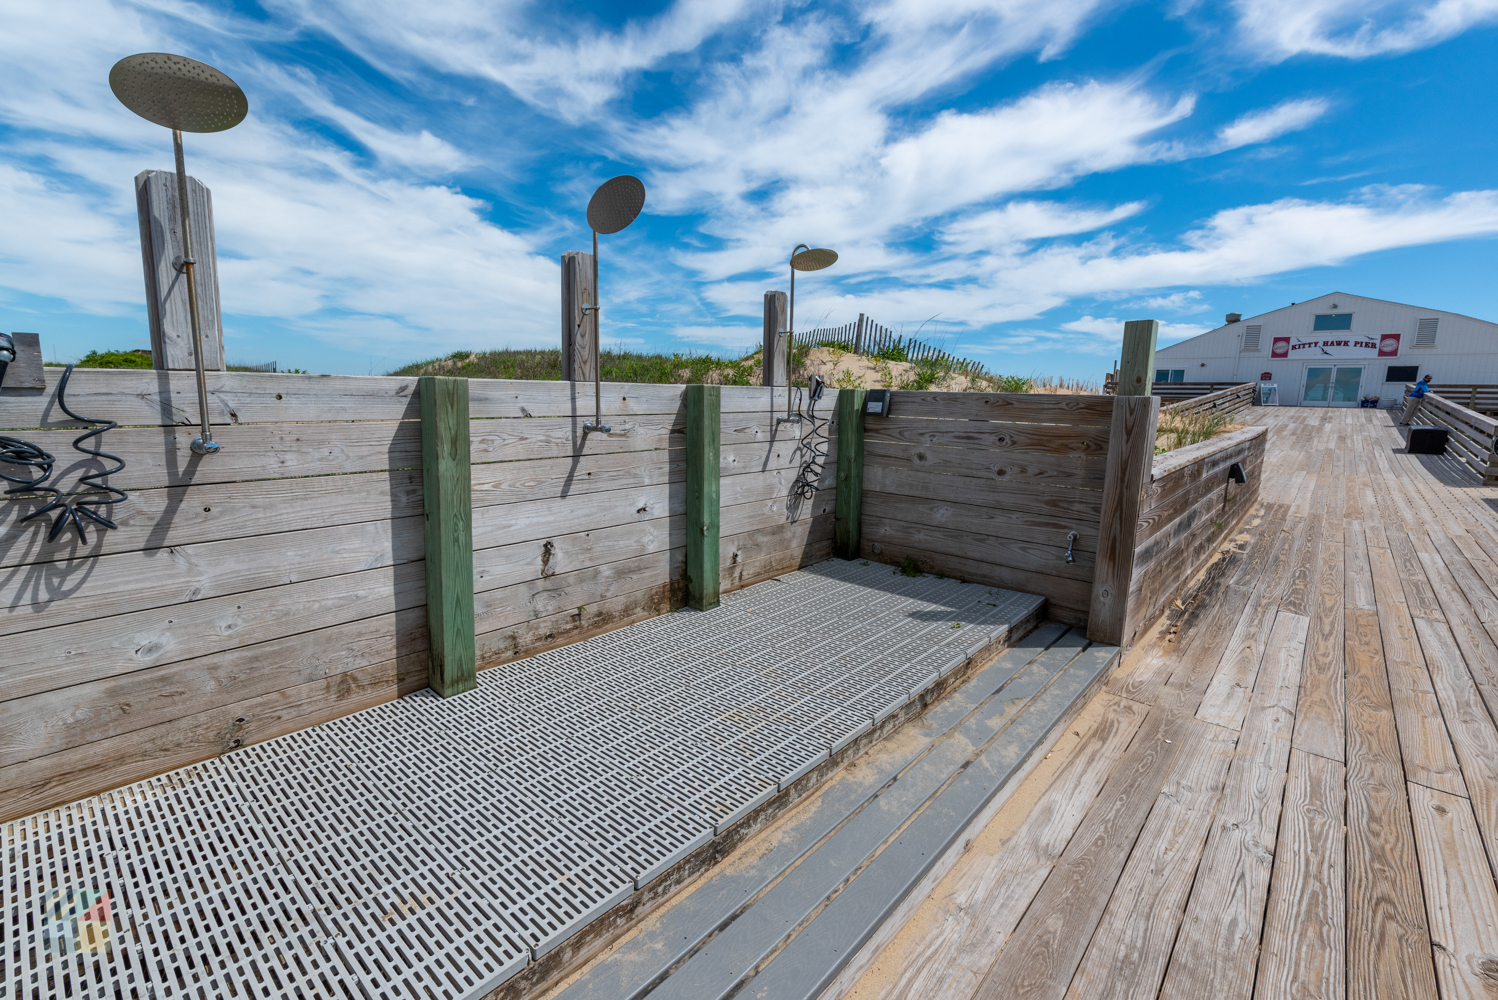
top-left (1255, 748), bottom-right (1346, 1000)
top-left (862, 465), bottom-right (1102, 521)
top-left (475, 581), bottom-right (673, 668)
top-left (875, 391), bottom-right (1115, 425)
top-left (1088, 395), bottom-right (1157, 644)
top-left (1293, 535), bottom-right (1346, 760)
top-left (1342, 607), bottom-right (1440, 1000)
top-left (864, 418), bottom-right (1110, 456)
top-left (1158, 610), bottom-right (1308, 1000)
top-left (1407, 782), bottom-right (1498, 1000)
top-left (864, 439), bottom-right (1106, 489)
top-left (860, 516), bottom-right (1093, 582)
top-left (3, 560), bottom-right (426, 701)
top-left (1195, 524), bottom-right (1303, 730)
top-left (0, 469), bottom-right (422, 572)
top-left (1366, 541), bottom-right (1467, 797)
top-left (864, 491), bottom-right (1097, 552)
top-left (1, 515), bottom-right (422, 638)
top-left (1411, 617), bottom-right (1498, 879)
top-left (1344, 520), bottom-right (1378, 611)
top-left (1065, 718), bottom-right (1237, 1000)
top-left (1117, 319), bottom-right (1157, 396)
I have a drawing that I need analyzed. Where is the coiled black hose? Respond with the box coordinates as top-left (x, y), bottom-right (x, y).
top-left (51, 365), bottom-right (128, 541)
top-left (791, 384), bottom-right (832, 500)
top-left (0, 364), bottom-right (127, 542)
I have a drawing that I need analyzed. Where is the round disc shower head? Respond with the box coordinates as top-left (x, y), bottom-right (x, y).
top-left (791, 247), bottom-right (838, 271)
top-left (109, 52), bottom-right (248, 133)
top-left (587, 175), bottom-right (647, 235)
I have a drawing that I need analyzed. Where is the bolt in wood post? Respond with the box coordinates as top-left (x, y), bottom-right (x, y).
top-left (685, 383), bottom-right (721, 610)
top-left (835, 388), bottom-right (867, 559)
top-left (419, 375), bottom-right (476, 697)
top-left (1118, 319), bottom-right (1159, 396)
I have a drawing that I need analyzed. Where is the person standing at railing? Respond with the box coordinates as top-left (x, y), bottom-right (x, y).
top-left (1401, 374), bottom-right (1434, 424)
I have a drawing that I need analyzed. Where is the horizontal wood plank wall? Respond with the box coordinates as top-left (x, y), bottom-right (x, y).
top-left (858, 391), bottom-right (1115, 627)
top-left (718, 386), bottom-right (840, 593)
top-left (1124, 425), bottom-right (1268, 645)
top-left (0, 368), bottom-right (428, 821)
top-left (466, 382), bottom-right (836, 670)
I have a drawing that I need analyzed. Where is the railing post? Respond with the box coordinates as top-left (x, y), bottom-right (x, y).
top-left (1118, 319), bottom-right (1158, 396)
top-left (1089, 318), bottom-right (1161, 646)
top-left (419, 375), bottom-right (476, 697)
top-left (686, 383), bottom-right (721, 610)
top-left (835, 389), bottom-right (867, 559)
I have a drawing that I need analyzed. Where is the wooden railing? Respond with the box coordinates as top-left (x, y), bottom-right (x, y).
top-left (1162, 382), bottom-right (1256, 417)
top-left (1403, 386), bottom-right (1498, 484)
top-left (1406, 383), bottom-right (1498, 415)
top-left (1103, 377), bottom-right (1249, 402)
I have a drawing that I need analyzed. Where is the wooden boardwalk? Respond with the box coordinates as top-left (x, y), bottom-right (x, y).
top-left (841, 406), bottom-right (1498, 1000)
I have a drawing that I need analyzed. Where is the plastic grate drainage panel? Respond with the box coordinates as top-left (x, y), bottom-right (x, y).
top-left (3, 559), bottom-right (1042, 1000)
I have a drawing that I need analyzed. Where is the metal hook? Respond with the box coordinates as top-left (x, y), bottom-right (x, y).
top-left (1065, 532), bottom-right (1078, 564)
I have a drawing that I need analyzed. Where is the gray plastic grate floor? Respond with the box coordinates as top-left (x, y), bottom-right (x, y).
top-left (3, 559), bottom-right (1042, 1000)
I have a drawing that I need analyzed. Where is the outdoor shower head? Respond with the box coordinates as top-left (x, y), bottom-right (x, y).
top-left (581, 175), bottom-right (648, 434)
top-left (110, 52), bottom-right (247, 458)
top-left (782, 244), bottom-right (839, 421)
top-left (109, 53), bottom-right (248, 132)
top-left (791, 247), bottom-right (838, 272)
top-left (587, 175), bottom-right (646, 235)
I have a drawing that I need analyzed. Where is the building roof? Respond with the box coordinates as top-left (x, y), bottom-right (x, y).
top-left (1159, 291), bottom-right (1498, 354)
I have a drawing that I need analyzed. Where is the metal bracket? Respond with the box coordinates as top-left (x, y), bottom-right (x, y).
top-left (172, 255), bottom-right (196, 273)
top-left (1065, 532), bottom-right (1078, 564)
top-left (582, 421), bottom-right (612, 434)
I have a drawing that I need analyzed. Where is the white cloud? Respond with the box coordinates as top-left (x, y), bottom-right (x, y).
top-left (1212, 98), bottom-right (1330, 149)
top-left (0, 0), bottom-right (558, 357)
top-left (1233, 0), bottom-right (1498, 60)
top-left (939, 200), bottom-right (1147, 252)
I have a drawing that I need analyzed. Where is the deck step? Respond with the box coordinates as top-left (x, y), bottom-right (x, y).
top-left (555, 625), bottom-right (1120, 1000)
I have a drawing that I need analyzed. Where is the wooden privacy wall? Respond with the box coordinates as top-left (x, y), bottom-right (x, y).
top-left (1124, 425), bottom-right (1267, 644)
top-left (858, 391), bottom-right (1114, 627)
top-left (0, 372), bottom-right (839, 820)
top-left (465, 382), bottom-right (839, 669)
top-left (0, 369), bottom-right (427, 820)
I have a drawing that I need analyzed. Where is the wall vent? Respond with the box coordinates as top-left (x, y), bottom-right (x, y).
top-left (1241, 325), bottom-right (1262, 352)
top-left (1415, 317), bottom-right (1438, 347)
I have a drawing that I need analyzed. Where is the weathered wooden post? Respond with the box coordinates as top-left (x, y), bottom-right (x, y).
top-left (419, 375), bottom-right (477, 697)
top-left (560, 251), bottom-right (597, 381)
top-left (135, 170), bottom-right (225, 371)
top-left (763, 291), bottom-right (788, 388)
top-left (835, 389), bottom-right (867, 559)
top-left (853, 313), bottom-right (866, 354)
top-left (685, 383), bottom-right (721, 610)
top-left (1117, 320), bottom-right (1157, 396)
top-left (1088, 320), bottom-right (1160, 646)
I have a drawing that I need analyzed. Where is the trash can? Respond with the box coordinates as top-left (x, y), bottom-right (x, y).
top-left (1408, 426), bottom-right (1449, 455)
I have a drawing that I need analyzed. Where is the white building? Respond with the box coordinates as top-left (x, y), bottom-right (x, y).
top-left (1153, 292), bottom-right (1498, 406)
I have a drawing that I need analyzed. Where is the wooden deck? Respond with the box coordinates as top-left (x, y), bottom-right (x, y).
top-left (841, 406), bottom-right (1498, 1000)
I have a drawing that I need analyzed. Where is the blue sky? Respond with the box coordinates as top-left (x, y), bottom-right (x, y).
top-left (3, 0), bottom-right (1497, 379)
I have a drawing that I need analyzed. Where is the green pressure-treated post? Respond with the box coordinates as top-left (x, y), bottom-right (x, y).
top-left (835, 389), bottom-right (867, 559)
top-left (419, 376), bottom-right (476, 697)
top-left (685, 383), bottom-right (721, 610)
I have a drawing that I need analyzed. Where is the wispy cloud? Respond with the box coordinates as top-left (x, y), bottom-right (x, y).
top-left (1232, 0), bottom-right (1498, 59)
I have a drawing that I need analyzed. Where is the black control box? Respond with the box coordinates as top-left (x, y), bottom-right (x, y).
top-left (864, 389), bottom-right (891, 417)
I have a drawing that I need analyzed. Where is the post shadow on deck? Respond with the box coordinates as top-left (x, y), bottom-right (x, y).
top-left (419, 375), bottom-right (477, 697)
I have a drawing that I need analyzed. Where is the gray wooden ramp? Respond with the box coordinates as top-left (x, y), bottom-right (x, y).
top-left (555, 625), bottom-right (1120, 1000)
